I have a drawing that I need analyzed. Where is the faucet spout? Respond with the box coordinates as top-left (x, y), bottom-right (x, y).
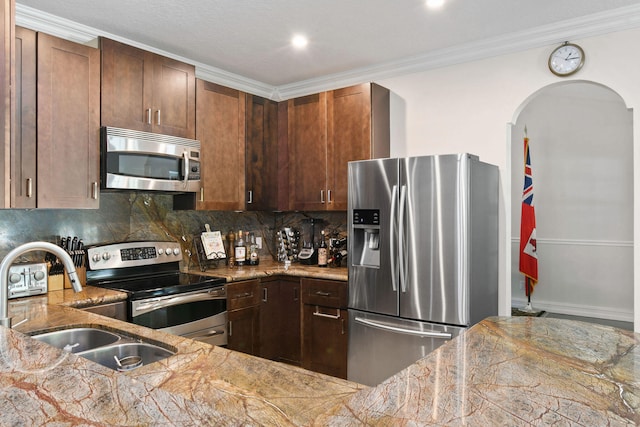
top-left (0, 241), bottom-right (83, 328)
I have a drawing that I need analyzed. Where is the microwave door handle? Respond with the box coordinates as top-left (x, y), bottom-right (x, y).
top-left (182, 152), bottom-right (189, 189)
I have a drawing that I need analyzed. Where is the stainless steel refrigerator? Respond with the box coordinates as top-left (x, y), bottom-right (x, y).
top-left (347, 154), bottom-right (498, 386)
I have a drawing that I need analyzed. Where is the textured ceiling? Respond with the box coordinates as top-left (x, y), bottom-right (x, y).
top-left (15, 0), bottom-right (640, 93)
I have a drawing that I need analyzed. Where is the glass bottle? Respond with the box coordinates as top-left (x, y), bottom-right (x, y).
top-left (318, 230), bottom-right (328, 267)
top-left (235, 230), bottom-right (246, 266)
top-left (248, 232), bottom-right (260, 266)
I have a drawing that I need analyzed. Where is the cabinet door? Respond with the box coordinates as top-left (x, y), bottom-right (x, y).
top-left (0, 0), bottom-right (13, 208)
top-left (196, 80), bottom-right (245, 210)
top-left (246, 94), bottom-right (279, 211)
top-left (152, 54), bottom-right (195, 139)
top-left (327, 84), bottom-right (372, 210)
top-left (259, 278), bottom-right (280, 361)
top-left (302, 305), bottom-right (348, 379)
top-left (260, 277), bottom-right (301, 365)
top-left (287, 92), bottom-right (327, 211)
top-left (11, 26), bottom-right (35, 208)
top-left (101, 38), bottom-right (154, 133)
top-left (228, 305), bottom-right (260, 355)
top-left (37, 32), bottom-right (100, 208)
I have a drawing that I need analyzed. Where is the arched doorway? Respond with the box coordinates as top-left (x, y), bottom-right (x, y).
top-left (509, 81), bottom-right (633, 327)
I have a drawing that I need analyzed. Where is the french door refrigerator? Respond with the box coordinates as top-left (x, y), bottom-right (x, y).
top-left (347, 153), bottom-right (498, 386)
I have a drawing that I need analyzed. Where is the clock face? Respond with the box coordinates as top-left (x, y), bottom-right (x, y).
top-left (548, 43), bottom-right (585, 76)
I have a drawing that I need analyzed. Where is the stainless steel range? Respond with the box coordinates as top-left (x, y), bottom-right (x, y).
top-left (85, 241), bottom-right (228, 346)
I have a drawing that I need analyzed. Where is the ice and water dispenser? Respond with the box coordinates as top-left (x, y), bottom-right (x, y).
top-left (351, 209), bottom-right (380, 268)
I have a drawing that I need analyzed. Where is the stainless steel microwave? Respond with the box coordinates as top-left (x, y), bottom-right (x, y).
top-left (101, 127), bottom-right (201, 192)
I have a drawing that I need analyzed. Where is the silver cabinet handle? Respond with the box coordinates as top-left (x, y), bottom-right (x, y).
top-left (327, 189), bottom-right (332, 203)
top-left (313, 306), bottom-right (340, 319)
top-left (229, 320), bottom-right (233, 337)
top-left (200, 187), bottom-right (204, 202)
top-left (146, 108), bottom-right (152, 124)
top-left (315, 290), bottom-right (331, 297)
top-left (92, 182), bottom-right (99, 200)
top-left (26, 178), bottom-right (33, 198)
top-left (355, 317), bottom-right (453, 339)
top-left (247, 190), bottom-right (253, 204)
top-left (320, 190), bottom-right (325, 203)
top-left (262, 287), bottom-right (268, 302)
top-left (156, 109), bottom-right (161, 125)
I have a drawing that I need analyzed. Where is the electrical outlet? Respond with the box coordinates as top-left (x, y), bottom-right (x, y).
top-left (256, 237), bottom-right (262, 249)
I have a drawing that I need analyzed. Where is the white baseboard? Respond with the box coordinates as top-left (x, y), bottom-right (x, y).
top-left (511, 298), bottom-right (633, 323)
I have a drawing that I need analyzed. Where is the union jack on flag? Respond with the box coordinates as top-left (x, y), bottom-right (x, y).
top-left (519, 135), bottom-right (538, 296)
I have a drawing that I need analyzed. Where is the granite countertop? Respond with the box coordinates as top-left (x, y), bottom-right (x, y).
top-left (2, 280), bottom-right (639, 424)
top-left (188, 258), bottom-right (348, 282)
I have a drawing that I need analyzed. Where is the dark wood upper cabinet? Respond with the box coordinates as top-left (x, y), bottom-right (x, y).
top-left (287, 83), bottom-right (389, 211)
top-left (245, 94), bottom-right (279, 211)
top-left (11, 26), bottom-right (35, 208)
top-left (196, 79), bottom-right (246, 210)
top-left (36, 32), bottom-right (100, 208)
top-left (100, 38), bottom-right (195, 139)
top-left (287, 92), bottom-right (328, 211)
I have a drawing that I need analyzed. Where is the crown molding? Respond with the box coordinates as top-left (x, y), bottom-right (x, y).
top-left (276, 3), bottom-right (640, 99)
top-left (16, 3), bottom-right (640, 101)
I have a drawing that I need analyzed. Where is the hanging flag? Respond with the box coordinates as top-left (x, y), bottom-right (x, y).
top-left (519, 133), bottom-right (538, 296)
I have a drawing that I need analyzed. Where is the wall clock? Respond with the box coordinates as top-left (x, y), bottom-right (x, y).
top-left (548, 42), bottom-right (585, 77)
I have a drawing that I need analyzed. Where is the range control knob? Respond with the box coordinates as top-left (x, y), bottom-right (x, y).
top-left (158, 248), bottom-right (165, 255)
top-left (9, 273), bottom-right (21, 284)
top-left (173, 248), bottom-right (181, 256)
top-left (92, 253), bottom-right (101, 263)
top-left (102, 252), bottom-right (111, 261)
top-left (33, 271), bottom-right (45, 281)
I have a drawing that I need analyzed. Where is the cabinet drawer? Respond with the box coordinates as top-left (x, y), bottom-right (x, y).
top-left (227, 279), bottom-right (261, 310)
top-left (301, 278), bottom-right (347, 308)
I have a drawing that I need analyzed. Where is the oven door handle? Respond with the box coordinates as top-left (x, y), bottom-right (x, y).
top-left (132, 290), bottom-right (224, 317)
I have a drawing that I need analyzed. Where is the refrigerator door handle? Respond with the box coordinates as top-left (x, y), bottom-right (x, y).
top-left (390, 184), bottom-right (398, 291)
top-left (354, 317), bottom-right (453, 339)
top-left (398, 184), bottom-right (408, 293)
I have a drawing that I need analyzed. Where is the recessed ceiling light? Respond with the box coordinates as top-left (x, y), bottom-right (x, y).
top-left (291, 34), bottom-right (308, 49)
top-left (426, 0), bottom-right (445, 9)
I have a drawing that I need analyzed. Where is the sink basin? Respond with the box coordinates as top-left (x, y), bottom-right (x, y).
top-left (31, 327), bottom-right (176, 371)
top-left (78, 342), bottom-right (175, 371)
top-left (32, 327), bottom-right (121, 353)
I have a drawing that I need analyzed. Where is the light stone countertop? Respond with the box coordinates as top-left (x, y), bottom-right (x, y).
top-left (1, 269), bottom-right (638, 425)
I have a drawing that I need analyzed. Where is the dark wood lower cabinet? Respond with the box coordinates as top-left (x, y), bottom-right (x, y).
top-left (301, 278), bottom-right (348, 379)
top-left (227, 279), bottom-right (260, 355)
top-left (227, 276), bottom-right (347, 379)
top-left (228, 305), bottom-right (260, 355)
top-left (259, 277), bottom-right (301, 365)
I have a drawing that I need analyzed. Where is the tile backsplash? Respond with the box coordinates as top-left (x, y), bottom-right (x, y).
top-left (0, 192), bottom-right (347, 269)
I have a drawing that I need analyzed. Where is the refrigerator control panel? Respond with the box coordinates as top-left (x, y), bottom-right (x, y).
top-left (353, 209), bottom-right (380, 226)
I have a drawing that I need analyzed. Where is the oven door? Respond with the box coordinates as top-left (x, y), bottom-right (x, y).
top-left (130, 287), bottom-right (227, 346)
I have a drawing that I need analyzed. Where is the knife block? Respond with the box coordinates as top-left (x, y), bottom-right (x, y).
top-left (64, 266), bottom-right (86, 290)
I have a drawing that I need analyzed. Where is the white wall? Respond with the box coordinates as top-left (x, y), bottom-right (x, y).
top-left (510, 83), bottom-right (633, 321)
top-left (377, 27), bottom-right (640, 330)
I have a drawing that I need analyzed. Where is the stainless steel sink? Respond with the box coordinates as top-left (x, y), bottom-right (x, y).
top-left (31, 327), bottom-right (175, 371)
top-left (78, 342), bottom-right (175, 371)
top-left (32, 327), bottom-right (121, 353)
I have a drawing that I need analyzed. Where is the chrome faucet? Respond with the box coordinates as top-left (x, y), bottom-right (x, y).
top-left (0, 241), bottom-right (83, 328)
